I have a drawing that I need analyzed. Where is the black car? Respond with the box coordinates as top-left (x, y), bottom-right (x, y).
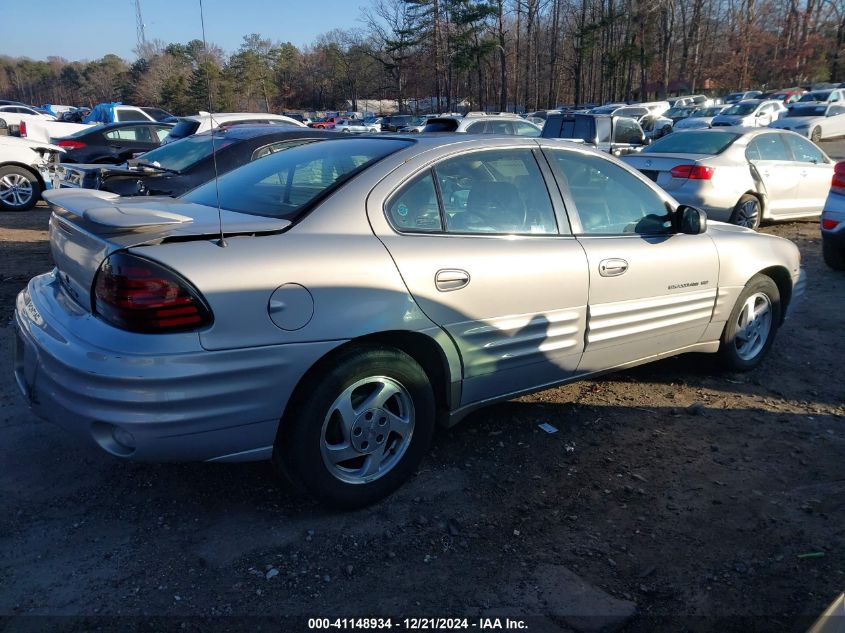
top-left (55, 121), bottom-right (175, 164)
top-left (53, 126), bottom-right (340, 197)
top-left (380, 115), bottom-right (413, 132)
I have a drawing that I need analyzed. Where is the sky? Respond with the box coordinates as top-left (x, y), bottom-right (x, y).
top-left (0, 0), bottom-right (368, 62)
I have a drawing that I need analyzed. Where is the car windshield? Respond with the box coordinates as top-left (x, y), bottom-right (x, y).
top-left (409, 117), bottom-right (427, 126)
top-left (665, 107), bottom-right (693, 118)
top-left (642, 131), bottom-right (740, 155)
top-left (787, 105), bottom-right (827, 117)
top-left (135, 133), bottom-right (238, 172)
top-left (182, 138), bottom-right (411, 220)
top-left (724, 103), bottom-right (757, 115)
top-left (800, 91), bottom-right (831, 102)
top-left (691, 107), bottom-right (723, 117)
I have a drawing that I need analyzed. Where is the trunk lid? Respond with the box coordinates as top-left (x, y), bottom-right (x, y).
top-left (44, 189), bottom-right (289, 311)
top-left (622, 153), bottom-right (712, 191)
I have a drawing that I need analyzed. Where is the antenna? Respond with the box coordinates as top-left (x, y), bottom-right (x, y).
top-left (133, 0), bottom-right (147, 51)
top-left (198, 0), bottom-right (227, 248)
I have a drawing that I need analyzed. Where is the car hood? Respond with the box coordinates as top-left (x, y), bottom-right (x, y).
top-left (770, 116), bottom-right (822, 128)
top-left (674, 118), bottom-right (713, 129)
top-left (712, 114), bottom-right (750, 125)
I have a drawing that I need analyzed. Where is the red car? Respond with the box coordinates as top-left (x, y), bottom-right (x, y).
top-left (309, 116), bottom-right (342, 129)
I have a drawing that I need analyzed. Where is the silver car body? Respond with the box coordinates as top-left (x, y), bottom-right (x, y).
top-left (14, 135), bottom-right (804, 464)
top-left (712, 99), bottom-right (787, 128)
top-left (673, 106), bottom-right (730, 131)
top-left (769, 102), bottom-right (845, 141)
top-left (622, 128), bottom-right (832, 222)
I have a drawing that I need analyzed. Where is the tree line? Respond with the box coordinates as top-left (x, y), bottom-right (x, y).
top-left (1, 0), bottom-right (842, 115)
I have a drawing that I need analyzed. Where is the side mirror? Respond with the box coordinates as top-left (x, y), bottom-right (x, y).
top-left (676, 205), bottom-right (707, 234)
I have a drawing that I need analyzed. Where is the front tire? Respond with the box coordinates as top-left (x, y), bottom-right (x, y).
top-left (730, 194), bottom-right (761, 230)
top-left (718, 274), bottom-right (781, 371)
top-left (823, 236), bottom-right (845, 270)
top-left (274, 345), bottom-right (436, 509)
top-left (0, 165), bottom-right (40, 211)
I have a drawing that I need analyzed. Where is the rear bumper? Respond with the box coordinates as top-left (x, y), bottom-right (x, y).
top-left (14, 272), bottom-right (341, 463)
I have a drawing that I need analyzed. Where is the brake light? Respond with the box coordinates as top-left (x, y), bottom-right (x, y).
top-left (831, 162), bottom-right (845, 195)
top-left (670, 164), bottom-right (715, 180)
top-left (822, 218), bottom-right (840, 230)
top-left (57, 140), bottom-right (87, 150)
top-left (19, 120), bottom-right (26, 137)
top-left (93, 252), bottom-right (212, 333)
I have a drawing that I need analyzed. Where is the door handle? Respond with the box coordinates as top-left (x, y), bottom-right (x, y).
top-left (599, 258), bottom-right (628, 277)
top-left (800, 170), bottom-right (808, 177)
top-left (435, 269), bottom-right (470, 291)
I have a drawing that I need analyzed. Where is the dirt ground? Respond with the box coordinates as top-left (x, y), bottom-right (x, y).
top-left (1, 186), bottom-right (843, 632)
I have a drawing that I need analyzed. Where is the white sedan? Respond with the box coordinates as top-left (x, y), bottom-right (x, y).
top-left (0, 135), bottom-right (63, 211)
top-left (769, 102), bottom-right (845, 143)
top-left (0, 105), bottom-right (55, 130)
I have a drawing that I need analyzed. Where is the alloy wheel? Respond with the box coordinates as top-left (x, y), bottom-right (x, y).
top-left (733, 292), bottom-right (772, 361)
top-left (320, 376), bottom-right (415, 485)
top-left (0, 173), bottom-right (34, 208)
top-left (734, 198), bottom-right (760, 229)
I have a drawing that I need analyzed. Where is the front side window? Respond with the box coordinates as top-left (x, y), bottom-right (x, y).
top-left (784, 134), bottom-right (826, 164)
top-left (549, 150), bottom-right (670, 235)
top-left (435, 149), bottom-right (558, 234)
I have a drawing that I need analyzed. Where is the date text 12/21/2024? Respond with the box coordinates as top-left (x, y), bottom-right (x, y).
top-left (307, 618), bottom-right (528, 630)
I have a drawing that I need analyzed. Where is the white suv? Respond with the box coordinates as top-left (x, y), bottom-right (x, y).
top-left (422, 112), bottom-right (541, 136)
top-left (163, 112), bottom-right (306, 144)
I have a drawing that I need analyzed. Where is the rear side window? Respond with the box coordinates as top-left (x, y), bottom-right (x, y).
top-left (105, 126), bottom-right (153, 142)
top-left (115, 109), bottom-right (147, 122)
top-left (435, 149), bottom-right (558, 235)
top-left (386, 171), bottom-right (443, 232)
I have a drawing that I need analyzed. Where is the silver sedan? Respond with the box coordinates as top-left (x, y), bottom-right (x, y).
top-left (15, 135), bottom-right (804, 507)
top-left (622, 128), bottom-right (832, 228)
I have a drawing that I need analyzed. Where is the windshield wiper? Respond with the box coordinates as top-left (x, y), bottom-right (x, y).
top-left (131, 159), bottom-right (181, 174)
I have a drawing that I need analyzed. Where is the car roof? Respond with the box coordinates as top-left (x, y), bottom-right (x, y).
top-left (96, 121), bottom-right (176, 130)
top-left (204, 125), bottom-right (341, 141)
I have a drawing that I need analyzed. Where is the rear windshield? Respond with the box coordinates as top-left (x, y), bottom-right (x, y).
top-left (136, 133), bottom-right (238, 172)
top-left (799, 91), bottom-right (831, 102)
top-left (642, 131), bottom-right (740, 155)
top-left (182, 138), bottom-right (411, 219)
top-left (787, 105), bottom-right (826, 117)
top-left (423, 119), bottom-right (460, 133)
top-left (168, 120), bottom-right (201, 140)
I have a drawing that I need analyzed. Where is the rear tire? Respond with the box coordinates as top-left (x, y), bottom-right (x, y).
top-left (274, 345), bottom-right (436, 509)
top-left (0, 118), bottom-right (6, 130)
top-left (823, 236), bottom-right (845, 270)
top-left (810, 127), bottom-right (822, 143)
top-left (718, 274), bottom-right (781, 371)
top-left (730, 194), bottom-right (761, 230)
top-left (0, 165), bottom-right (40, 211)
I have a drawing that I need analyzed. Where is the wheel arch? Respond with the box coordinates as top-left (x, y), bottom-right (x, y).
top-left (280, 329), bottom-right (460, 434)
top-left (757, 265), bottom-right (792, 324)
top-left (742, 189), bottom-right (768, 219)
top-left (0, 161), bottom-right (45, 190)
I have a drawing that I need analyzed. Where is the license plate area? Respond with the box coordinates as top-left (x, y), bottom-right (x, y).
top-left (640, 169), bottom-right (659, 182)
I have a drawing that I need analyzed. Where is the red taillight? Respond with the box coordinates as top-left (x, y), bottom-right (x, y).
top-left (831, 162), bottom-right (845, 194)
top-left (670, 164), bottom-right (715, 180)
top-left (19, 120), bottom-right (26, 137)
top-left (93, 252), bottom-right (212, 333)
top-left (822, 218), bottom-right (840, 230)
top-left (57, 139), bottom-right (86, 150)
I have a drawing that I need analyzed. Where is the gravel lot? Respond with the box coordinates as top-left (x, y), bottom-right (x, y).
top-left (1, 146), bottom-right (843, 632)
